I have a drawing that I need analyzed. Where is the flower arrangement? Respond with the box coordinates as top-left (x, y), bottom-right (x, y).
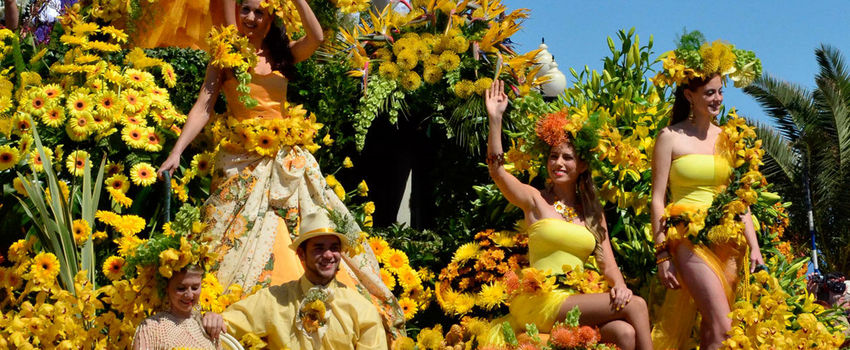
top-left (339, 0), bottom-right (544, 150)
top-left (367, 235), bottom-right (433, 321)
top-left (661, 110), bottom-right (766, 247)
top-left (651, 30), bottom-right (762, 88)
top-left (297, 285), bottom-right (333, 340)
top-left (206, 25), bottom-right (259, 108)
top-left (721, 258), bottom-right (846, 349)
top-left (435, 226), bottom-right (529, 317)
top-left (210, 102), bottom-right (324, 156)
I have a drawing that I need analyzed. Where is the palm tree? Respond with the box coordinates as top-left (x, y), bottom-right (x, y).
top-left (744, 44), bottom-right (850, 274)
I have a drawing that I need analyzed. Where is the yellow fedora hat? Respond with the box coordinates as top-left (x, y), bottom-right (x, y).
top-left (289, 211), bottom-right (349, 250)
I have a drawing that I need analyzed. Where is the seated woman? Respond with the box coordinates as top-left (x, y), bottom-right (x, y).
top-left (133, 265), bottom-right (220, 350)
top-left (485, 80), bottom-right (652, 350)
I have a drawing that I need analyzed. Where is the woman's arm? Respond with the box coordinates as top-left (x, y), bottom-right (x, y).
top-left (4, 0), bottom-right (19, 30)
top-left (650, 128), bottom-right (680, 289)
top-left (596, 214), bottom-right (631, 310)
top-left (288, 0), bottom-right (324, 63)
top-left (485, 80), bottom-right (537, 213)
top-left (222, 0), bottom-right (237, 27)
top-left (157, 65), bottom-right (223, 177)
top-left (742, 208), bottom-right (764, 271)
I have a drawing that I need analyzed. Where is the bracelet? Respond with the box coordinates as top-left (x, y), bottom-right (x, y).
top-left (653, 240), bottom-right (668, 254)
top-left (486, 153), bottom-right (505, 166)
top-left (655, 255), bottom-right (671, 265)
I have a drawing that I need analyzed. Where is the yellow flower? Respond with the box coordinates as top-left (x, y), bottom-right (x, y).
top-left (477, 281), bottom-right (507, 310)
top-left (0, 144), bottom-right (20, 170)
top-left (65, 149), bottom-right (90, 177)
top-left (342, 157), bottom-right (353, 168)
top-left (378, 62), bottom-right (400, 80)
top-left (380, 268), bottom-right (396, 290)
top-left (325, 174), bottom-right (339, 187)
top-left (66, 90), bottom-right (93, 116)
top-left (397, 266), bottom-right (421, 291)
top-left (452, 242), bottom-right (480, 262)
top-left (368, 236), bottom-right (390, 262)
top-left (105, 174), bottom-right (130, 193)
top-left (40, 106), bottom-right (66, 127)
top-left (130, 162), bottom-right (157, 186)
top-left (102, 256), bottom-right (125, 281)
top-left (107, 187), bottom-right (133, 208)
top-left (251, 129), bottom-right (280, 157)
top-left (398, 297), bottom-right (418, 320)
top-left (322, 133), bottom-right (334, 146)
top-left (452, 80), bottom-right (475, 99)
top-left (191, 152), bottom-right (213, 176)
top-left (13, 177), bottom-right (28, 197)
top-left (416, 325), bottom-right (444, 350)
top-left (363, 201), bottom-right (375, 215)
top-left (358, 181), bottom-right (369, 197)
top-left (422, 64), bottom-right (443, 84)
top-left (386, 249), bottom-right (409, 271)
top-left (30, 252), bottom-right (61, 282)
top-left (474, 78), bottom-right (494, 95)
top-left (401, 71), bottom-right (421, 91)
top-left (72, 219), bottom-right (92, 245)
top-left (333, 184), bottom-right (346, 201)
top-left (396, 49), bottom-right (419, 70)
top-left (438, 51), bottom-right (460, 71)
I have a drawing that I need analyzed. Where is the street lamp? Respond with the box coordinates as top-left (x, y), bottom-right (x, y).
top-left (534, 39), bottom-right (567, 99)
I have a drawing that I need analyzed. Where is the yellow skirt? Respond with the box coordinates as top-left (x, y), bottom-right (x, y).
top-left (133, 0), bottom-right (228, 50)
top-left (486, 288), bottom-right (574, 345)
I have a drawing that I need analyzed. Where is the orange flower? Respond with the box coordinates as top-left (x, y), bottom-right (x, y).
top-left (535, 109), bottom-right (570, 147)
top-left (550, 325), bottom-right (581, 348)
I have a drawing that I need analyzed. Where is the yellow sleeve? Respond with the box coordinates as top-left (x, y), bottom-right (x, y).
top-left (222, 288), bottom-right (276, 340)
top-left (352, 293), bottom-right (389, 350)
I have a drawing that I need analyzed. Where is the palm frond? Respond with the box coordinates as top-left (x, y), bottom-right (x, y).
top-left (752, 122), bottom-right (798, 183)
top-left (744, 74), bottom-right (816, 142)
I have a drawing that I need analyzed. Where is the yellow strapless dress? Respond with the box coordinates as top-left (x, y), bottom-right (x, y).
top-left (133, 0), bottom-right (228, 50)
top-left (201, 71), bottom-right (404, 334)
top-left (651, 154), bottom-right (744, 350)
top-left (487, 218), bottom-right (596, 344)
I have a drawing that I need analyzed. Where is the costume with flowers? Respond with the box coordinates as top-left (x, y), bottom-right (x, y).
top-left (132, 309), bottom-right (221, 350)
top-left (222, 275), bottom-right (388, 349)
top-left (649, 33), bottom-right (763, 349)
top-left (198, 34), bottom-right (404, 333)
top-left (132, 0), bottom-right (228, 50)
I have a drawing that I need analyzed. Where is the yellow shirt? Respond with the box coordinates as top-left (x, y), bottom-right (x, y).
top-left (222, 276), bottom-right (388, 350)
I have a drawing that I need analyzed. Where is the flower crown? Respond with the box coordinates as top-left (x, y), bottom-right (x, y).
top-left (505, 103), bottom-right (602, 178)
top-left (651, 31), bottom-right (762, 88)
top-left (119, 204), bottom-right (215, 281)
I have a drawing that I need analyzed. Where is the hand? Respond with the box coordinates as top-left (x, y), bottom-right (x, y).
top-left (609, 284), bottom-right (633, 311)
top-left (157, 153), bottom-right (181, 179)
top-left (485, 79), bottom-right (508, 121)
top-left (806, 273), bottom-right (820, 295)
top-left (749, 248), bottom-right (765, 273)
top-left (657, 259), bottom-right (680, 289)
top-left (202, 312), bottom-right (226, 340)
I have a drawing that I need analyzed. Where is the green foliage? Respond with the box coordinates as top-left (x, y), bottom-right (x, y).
top-left (143, 47), bottom-right (210, 114)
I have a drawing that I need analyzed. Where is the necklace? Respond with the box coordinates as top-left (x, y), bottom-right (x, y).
top-left (553, 200), bottom-right (578, 221)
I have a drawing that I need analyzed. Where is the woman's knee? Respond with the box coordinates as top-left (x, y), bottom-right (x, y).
top-left (601, 321), bottom-right (636, 349)
top-left (624, 295), bottom-right (648, 317)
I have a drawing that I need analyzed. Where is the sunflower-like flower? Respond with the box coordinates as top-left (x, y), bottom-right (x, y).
top-left (30, 252), bottom-right (61, 284)
top-left (72, 219), bottom-right (92, 245)
top-left (368, 237), bottom-right (390, 262)
top-left (385, 249), bottom-right (410, 271)
top-left (398, 297), bottom-right (418, 321)
top-left (65, 149), bottom-right (91, 177)
top-left (129, 162), bottom-right (157, 187)
top-left (396, 266), bottom-right (422, 292)
top-left (40, 106), bottom-right (66, 127)
top-left (0, 144), bottom-right (20, 171)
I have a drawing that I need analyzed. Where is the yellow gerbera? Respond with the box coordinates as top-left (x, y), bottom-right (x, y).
top-left (129, 162), bottom-right (157, 187)
top-left (96, 91), bottom-right (121, 116)
top-left (191, 152), bottom-right (213, 176)
top-left (398, 297), bottom-right (418, 321)
top-left (0, 144), bottom-right (20, 171)
top-left (113, 214), bottom-right (146, 236)
top-left (397, 266), bottom-right (421, 291)
top-left (66, 90), bottom-right (93, 116)
top-left (368, 237), bottom-right (390, 262)
top-left (67, 111), bottom-right (95, 135)
top-left (102, 256), bottom-right (125, 281)
top-left (105, 174), bottom-right (130, 193)
top-left (40, 106), bottom-right (66, 128)
top-left (65, 150), bottom-right (91, 177)
top-left (72, 219), bottom-right (92, 245)
top-left (380, 268), bottom-right (396, 290)
top-left (144, 129), bottom-right (163, 152)
top-left (122, 125), bottom-right (148, 149)
top-left (251, 129), bottom-right (280, 157)
top-left (386, 249), bottom-right (410, 270)
top-left (26, 90), bottom-right (49, 116)
top-left (30, 252), bottom-right (61, 282)
top-left (104, 160), bottom-right (124, 176)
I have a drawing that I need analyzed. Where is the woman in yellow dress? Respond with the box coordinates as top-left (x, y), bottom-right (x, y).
top-left (650, 72), bottom-right (765, 350)
top-left (156, 0), bottom-right (403, 334)
top-left (485, 79), bottom-right (652, 350)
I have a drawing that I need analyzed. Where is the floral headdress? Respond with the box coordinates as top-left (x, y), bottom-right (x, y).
top-left (651, 30), bottom-right (762, 88)
top-left (505, 102), bottom-right (603, 178)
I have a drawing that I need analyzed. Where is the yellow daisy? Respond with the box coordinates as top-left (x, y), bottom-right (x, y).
top-left (398, 297), bottom-right (418, 321)
top-left (368, 237), bottom-right (390, 262)
top-left (65, 150), bottom-right (91, 177)
top-left (30, 252), bottom-right (61, 282)
top-left (66, 90), bottom-right (93, 116)
top-left (72, 219), bottom-right (92, 245)
top-left (380, 268), bottom-right (396, 290)
top-left (129, 162), bottom-right (157, 187)
top-left (397, 266), bottom-right (421, 291)
top-left (105, 174), bottom-right (130, 193)
top-left (40, 106), bottom-right (66, 128)
top-left (0, 144), bottom-right (21, 171)
top-left (121, 125), bottom-right (148, 149)
top-left (251, 129), bottom-right (280, 157)
top-left (191, 152), bottom-right (213, 176)
top-left (102, 256), bottom-right (125, 281)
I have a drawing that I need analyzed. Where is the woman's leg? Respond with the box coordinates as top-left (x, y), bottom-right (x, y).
top-left (556, 293), bottom-right (652, 350)
top-left (673, 243), bottom-right (731, 350)
top-left (599, 320), bottom-right (636, 350)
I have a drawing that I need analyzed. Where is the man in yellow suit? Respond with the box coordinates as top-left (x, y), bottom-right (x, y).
top-left (205, 212), bottom-right (388, 349)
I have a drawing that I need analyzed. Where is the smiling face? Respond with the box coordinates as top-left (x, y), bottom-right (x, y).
top-left (685, 74), bottom-right (724, 119)
top-left (166, 269), bottom-right (202, 317)
top-left (237, 0), bottom-right (273, 42)
top-left (547, 141), bottom-right (587, 187)
top-left (297, 235), bottom-right (342, 286)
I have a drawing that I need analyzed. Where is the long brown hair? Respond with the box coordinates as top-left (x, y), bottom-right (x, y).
top-left (577, 170), bottom-right (605, 258)
top-left (669, 74), bottom-right (718, 125)
top-left (264, 24), bottom-right (296, 80)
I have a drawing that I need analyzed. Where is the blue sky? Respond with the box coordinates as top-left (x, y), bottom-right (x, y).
top-left (503, 0), bottom-right (850, 126)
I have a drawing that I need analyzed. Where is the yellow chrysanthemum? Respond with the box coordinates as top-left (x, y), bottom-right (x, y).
top-left (398, 297), bottom-right (418, 321)
top-left (401, 71), bottom-right (421, 91)
top-left (452, 242), bottom-right (480, 263)
top-left (474, 78), bottom-right (494, 95)
top-left (72, 219), bottom-right (92, 245)
top-left (65, 149), bottom-right (91, 177)
top-left (477, 281), bottom-right (507, 310)
top-left (130, 162), bottom-right (157, 187)
top-left (452, 80), bottom-right (475, 99)
top-left (378, 62), bottom-right (400, 80)
top-left (438, 51), bottom-right (460, 71)
top-left (396, 49), bottom-right (419, 71)
top-left (422, 65), bottom-right (443, 84)
top-left (30, 252), bottom-right (61, 282)
top-left (0, 144), bottom-right (21, 170)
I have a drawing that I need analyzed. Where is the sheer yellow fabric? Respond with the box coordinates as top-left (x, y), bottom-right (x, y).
top-left (651, 154), bottom-right (741, 350)
top-left (133, 0), bottom-right (228, 50)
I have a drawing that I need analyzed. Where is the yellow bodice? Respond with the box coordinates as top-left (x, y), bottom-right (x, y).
top-left (668, 154), bottom-right (732, 209)
top-left (527, 218), bottom-right (596, 274)
top-left (221, 71), bottom-right (288, 121)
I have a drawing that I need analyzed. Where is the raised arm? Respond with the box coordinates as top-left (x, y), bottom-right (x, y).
top-left (288, 0), bottom-right (324, 63)
top-left (222, 0), bottom-right (237, 27)
top-left (4, 0), bottom-right (19, 30)
top-left (650, 128), bottom-right (679, 289)
top-left (486, 79), bottom-right (537, 213)
top-left (157, 65), bottom-right (223, 177)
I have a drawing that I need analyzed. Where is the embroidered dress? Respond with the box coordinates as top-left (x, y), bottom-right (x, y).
top-left (651, 152), bottom-right (744, 350)
top-left (202, 70), bottom-right (404, 333)
top-left (132, 310), bottom-right (220, 350)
